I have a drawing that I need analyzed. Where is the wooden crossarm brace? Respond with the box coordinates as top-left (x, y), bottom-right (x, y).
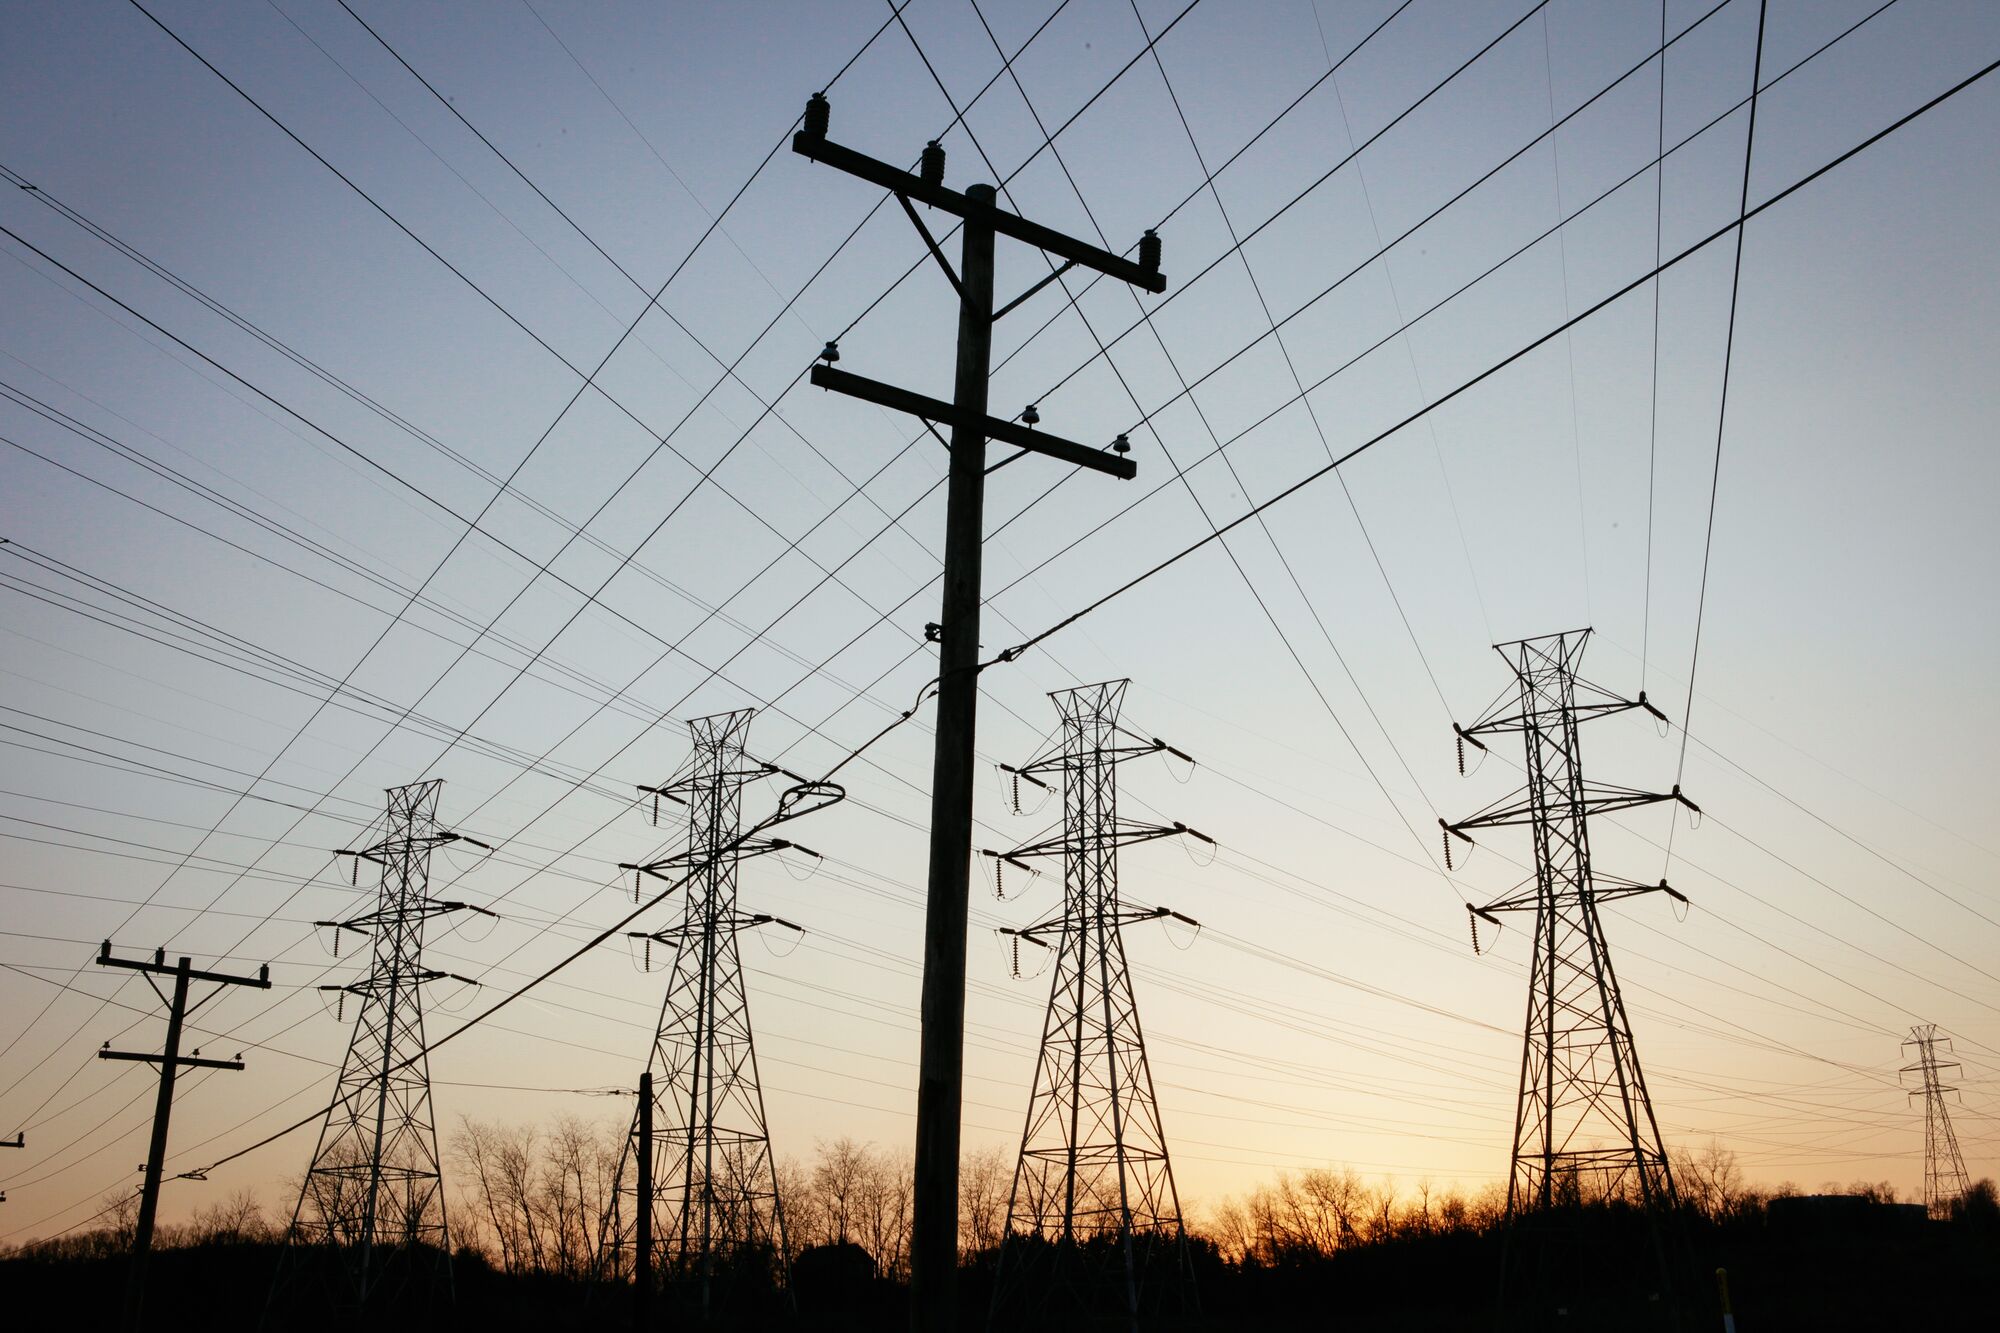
top-left (100, 1050), bottom-right (244, 1071)
top-left (809, 364), bottom-right (1135, 478)
top-left (791, 127), bottom-right (1165, 292)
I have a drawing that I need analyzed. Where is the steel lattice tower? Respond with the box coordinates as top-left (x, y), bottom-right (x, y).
top-left (283, 778), bottom-right (489, 1308)
top-left (988, 680), bottom-right (1206, 1330)
top-left (1902, 1024), bottom-right (1971, 1219)
top-left (610, 708), bottom-right (811, 1320)
top-left (1448, 631), bottom-right (1696, 1218)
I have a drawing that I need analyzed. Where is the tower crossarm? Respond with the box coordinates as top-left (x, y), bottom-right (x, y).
top-left (318, 968), bottom-right (475, 999)
top-left (626, 910), bottom-right (804, 946)
top-left (1012, 741), bottom-right (1184, 782)
top-left (334, 828), bottom-right (490, 868)
top-left (1011, 722), bottom-right (1196, 783)
top-left (1457, 691), bottom-right (1665, 744)
top-left (1003, 903), bottom-right (1197, 944)
top-left (638, 762), bottom-right (779, 805)
top-left (1469, 875), bottom-right (1686, 920)
top-left (987, 820), bottom-right (1212, 865)
top-left (316, 899), bottom-right (496, 936)
top-left (620, 837), bottom-right (818, 886)
top-left (1446, 782), bottom-right (1697, 836)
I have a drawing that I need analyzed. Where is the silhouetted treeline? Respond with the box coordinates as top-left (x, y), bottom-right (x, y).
top-left (4, 1127), bottom-right (1996, 1330)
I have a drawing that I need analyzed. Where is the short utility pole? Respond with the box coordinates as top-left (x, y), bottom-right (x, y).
top-left (792, 92), bottom-right (1166, 1333)
top-left (634, 1069), bottom-right (654, 1333)
top-left (97, 942), bottom-right (270, 1331)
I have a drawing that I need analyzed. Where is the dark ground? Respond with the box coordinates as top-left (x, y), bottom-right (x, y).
top-left (3, 1205), bottom-right (1995, 1331)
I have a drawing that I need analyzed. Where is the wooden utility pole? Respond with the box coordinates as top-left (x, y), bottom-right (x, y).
top-left (97, 942), bottom-right (269, 1331)
top-left (635, 1068), bottom-right (653, 1333)
top-left (792, 92), bottom-right (1165, 1332)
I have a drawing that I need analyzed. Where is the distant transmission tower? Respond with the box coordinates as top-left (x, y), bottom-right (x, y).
top-left (1902, 1024), bottom-right (1971, 1219)
top-left (282, 778), bottom-right (491, 1309)
top-left (1446, 631), bottom-right (1697, 1304)
top-left (610, 708), bottom-right (832, 1320)
top-left (987, 679), bottom-right (1207, 1330)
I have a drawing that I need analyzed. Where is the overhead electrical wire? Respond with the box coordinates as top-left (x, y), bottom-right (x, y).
top-left (985, 52), bottom-right (2000, 673)
top-left (3, 2), bottom-right (1984, 1224)
top-left (939, 0), bottom-right (1469, 912)
top-left (0, 0), bottom-right (998, 1111)
top-left (1666, 0), bottom-right (1770, 873)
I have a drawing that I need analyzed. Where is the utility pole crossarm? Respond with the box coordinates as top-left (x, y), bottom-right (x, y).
top-left (98, 1050), bottom-right (245, 1071)
top-left (791, 118), bottom-right (1165, 292)
top-left (808, 364), bottom-right (1135, 478)
top-left (96, 942), bottom-right (271, 990)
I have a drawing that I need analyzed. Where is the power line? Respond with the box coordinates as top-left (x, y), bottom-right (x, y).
top-left (987, 52), bottom-right (2000, 671)
top-left (1666, 0), bottom-right (1770, 867)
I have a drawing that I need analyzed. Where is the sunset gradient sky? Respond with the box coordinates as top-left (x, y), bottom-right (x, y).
top-left (2, 0), bottom-right (1997, 1243)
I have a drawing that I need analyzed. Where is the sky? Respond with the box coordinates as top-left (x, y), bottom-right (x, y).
top-left (1, 0), bottom-right (1998, 1244)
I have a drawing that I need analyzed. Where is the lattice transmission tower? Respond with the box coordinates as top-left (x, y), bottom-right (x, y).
top-left (986, 679), bottom-right (1207, 1330)
top-left (281, 778), bottom-right (491, 1309)
top-left (1445, 631), bottom-right (1698, 1308)
top-left (1902, 1023), bottom-right (1971, 1219)
top-left (607, 708), bottom-right (834, 1321)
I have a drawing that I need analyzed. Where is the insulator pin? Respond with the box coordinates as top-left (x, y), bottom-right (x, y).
top-left (1139, 228), bottom-right (1162, 273)
top-left (804, 92), bottom-right (830, 138)
top-left (920, 139), bottom-right (945, 188)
